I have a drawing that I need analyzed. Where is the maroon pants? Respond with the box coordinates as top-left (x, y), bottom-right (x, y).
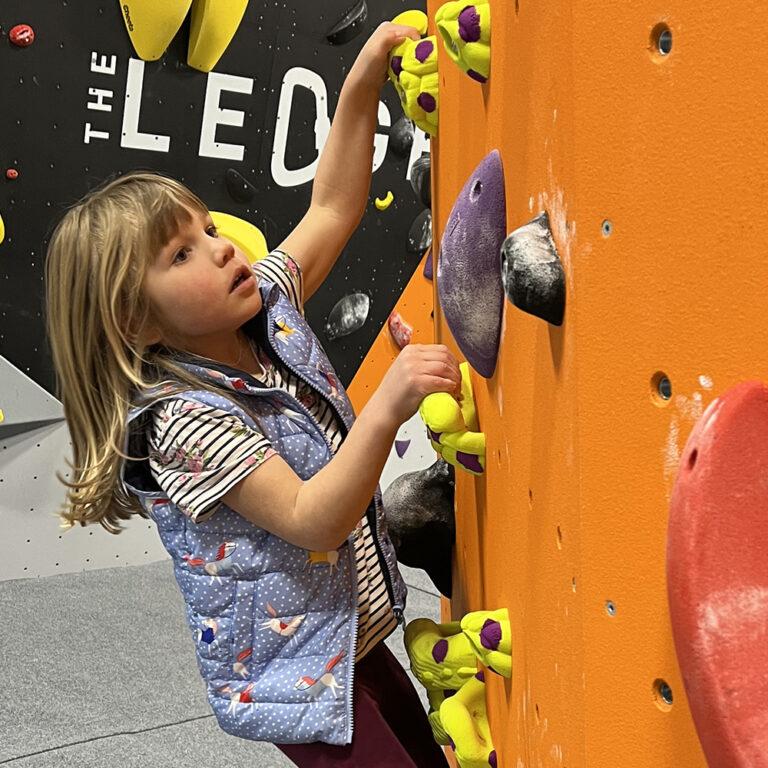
top-left (276, 641), bottom-right (450, 767)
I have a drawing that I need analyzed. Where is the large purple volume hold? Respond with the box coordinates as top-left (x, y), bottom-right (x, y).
top-left (437, 150), bottom-right (506, 378)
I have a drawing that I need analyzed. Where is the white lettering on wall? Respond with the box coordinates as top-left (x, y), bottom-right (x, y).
top-left (120, 58), bottom-right (171, 153)
top-left (372, 101), bottom-right (391, 172)
top-left (90, 51), bottom-right (117, 75)
top-left (83, 123), bottom-right (110, 143)
top-left (87, 88), bottom-right (114, 113)
top-left (198, 72), bottom-right (254, 161)
top-left (271, 67), bottom-right (332, 188)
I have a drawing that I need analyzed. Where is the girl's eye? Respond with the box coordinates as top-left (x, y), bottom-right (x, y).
top-left (173, 248), bottom-right (188, 264)
top-left (206, 225), bottom-right (218, 237)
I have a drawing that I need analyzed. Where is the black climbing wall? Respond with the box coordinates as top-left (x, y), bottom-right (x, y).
top-left (0, 0), bottom-right (429, 394)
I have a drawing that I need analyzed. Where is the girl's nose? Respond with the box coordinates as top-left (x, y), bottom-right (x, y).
top-left (215, 237), bottom-right (236, 264)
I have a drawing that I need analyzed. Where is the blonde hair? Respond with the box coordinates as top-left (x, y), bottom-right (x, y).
top-left (45, 171), bottom-right (245, 533)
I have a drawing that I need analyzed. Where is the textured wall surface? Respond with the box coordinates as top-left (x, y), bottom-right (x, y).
top-left (425, 0), bottom-right (768, 765)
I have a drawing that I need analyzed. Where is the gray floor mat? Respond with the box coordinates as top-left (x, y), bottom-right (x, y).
top-left (1, 559), bottom-right (441, 767)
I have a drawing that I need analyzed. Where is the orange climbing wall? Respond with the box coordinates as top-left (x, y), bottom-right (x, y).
top-left (425, 1), bottom-right (768, 766)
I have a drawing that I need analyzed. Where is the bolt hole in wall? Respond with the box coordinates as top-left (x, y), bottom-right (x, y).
top-left (651, 23), bottom-right (673, 58)
top-left (653, 679), bottom-right (674, 711)
top-left (601, 219), bottom-right (613, 237)
top-left (605, 600), bottom-right (617, 617)
top-left (651, 372), bottom-right (672, 405)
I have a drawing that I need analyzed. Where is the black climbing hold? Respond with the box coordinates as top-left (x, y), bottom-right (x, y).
top-left (407, 209), bottom-right (431, 254)
top-left (382, 459), bottom-right (455, 597)
top-left (409, 152), bottom-right (431, 209)
top-left (500, 211), bottom-right (566, 326)
top-left (326, 0), bottom-right (368, 45)
top-left (388, 115), bottom-right (415, 159)
top-left (225, 168), bottom-right (256, 204)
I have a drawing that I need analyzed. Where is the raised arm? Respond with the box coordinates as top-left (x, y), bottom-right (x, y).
top-left (221, 344), bottom-right (461, 551)
top-left (276, 22), bottom-right (420, 300)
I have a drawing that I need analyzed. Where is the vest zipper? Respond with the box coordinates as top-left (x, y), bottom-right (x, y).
top-left (259, 308), bottom-right (401, 621)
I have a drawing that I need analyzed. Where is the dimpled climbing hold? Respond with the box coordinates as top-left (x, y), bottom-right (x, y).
top-left (460, 608), bottom-right (512, 678)
top-left (435, 1), bottom-right (491, 82)
top-left (9, 24), bottom-right (35, 47)
top-left (439, 674), bottom-right (497, 768)
top-left (420, 362), bottom-right (486, 476)
top-left (375, 190), bottom-right (394, 210)
top-left (404, 618), bottom-right (478, 691)
top-left (387, 10), bottom-right (439, 136)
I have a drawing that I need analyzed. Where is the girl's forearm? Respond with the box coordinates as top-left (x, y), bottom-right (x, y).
top-left (311, 69), bottom-right (380, 220)
top-left (294, 396), bottom-right (398, 550)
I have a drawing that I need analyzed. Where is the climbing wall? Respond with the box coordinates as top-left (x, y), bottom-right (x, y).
top-left (425, 0), bottom-right (768, 765)
top-left (0, 0), bottom-right (433, 580)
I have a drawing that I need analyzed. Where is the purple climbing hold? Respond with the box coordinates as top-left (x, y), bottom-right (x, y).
top-left (480, 619), bottom-right (502, 650)
top-left (458, 6), bottom-right (482, 42)
top-left (444, 689), bottom-right (457, 698)
top-left (428, 428), bottom-right (443, 443)
top-left (437, 149), bottom-right (506, 378)
top-left (467, 69), bottom-right (488, 83)
top-left (423, 246), bottom-right (433, 281)
top-left (488, 750), bottom-right (498, 767)
top-left (390, 55), bottom-right (403, 78)
top-left (395, 439), bottom-right (411, 458)
top-left (415, 39), bottom-right (435, 62)
top-left (448, 737), bottom-right (456, 751)
top-left (417, 92), bottom-right (437, 113)
top-left (475, 670), bottom-right (486, 682)
top-left (432, 638), bottom-right (449, 663)
top-left (456, 451), bottom-right (484, 474)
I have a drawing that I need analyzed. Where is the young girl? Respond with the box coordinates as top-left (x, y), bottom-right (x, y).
top-left (44, 21), bottom-right (459, 768)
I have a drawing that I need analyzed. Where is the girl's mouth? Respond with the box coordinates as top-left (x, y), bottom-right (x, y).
top-left (230, 269), bottom-right (255, 292)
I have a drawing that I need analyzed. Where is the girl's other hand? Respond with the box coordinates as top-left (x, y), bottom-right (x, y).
top-left (350, 21), bottom-right (422, 90)
top-left (370, 344), bottom-right (462, 427)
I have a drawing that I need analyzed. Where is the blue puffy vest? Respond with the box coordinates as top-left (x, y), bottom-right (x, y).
top-left (120, 278), bottom-right (407, 745)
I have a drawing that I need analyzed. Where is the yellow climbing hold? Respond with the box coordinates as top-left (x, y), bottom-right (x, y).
top-left (391, 9), bottom-right (428, 35)
top-left (436, 1), bottom-right (491, 83)
top-left (440, 674), bottom-right (497, 768)
top-left (210, 211), bottom-right (268, 265)
top-left (404, 618), bottom-right (478, 691)
top-left (0, 211), bottom-right (4, 244)
top-left (187, 0), bottom-right (249, 72)
top-left (0, 408), bottom-right (4, 424)
top-left (419, 362), bottom-right (486, 475)
top-left (375, 191), bottom-right (394, 210)
top-left (387, 10), bottom-right (439, 136)
top-left (119, 0), bottom-right (193, 61)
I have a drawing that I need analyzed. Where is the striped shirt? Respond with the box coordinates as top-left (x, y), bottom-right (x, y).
top-left (146, 250), bottom-right (397, 660)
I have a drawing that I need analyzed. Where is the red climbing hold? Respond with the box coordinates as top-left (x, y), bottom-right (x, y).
top-left (667, 380), bottom-right (768, 768)
top-left (9, 24), bottom-right (35, 47)
top-left (5, 169), bottom-right (18, 181)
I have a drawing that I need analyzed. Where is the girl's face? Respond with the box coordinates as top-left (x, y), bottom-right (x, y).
top-left (141, 207), bottom-right (262, 358)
